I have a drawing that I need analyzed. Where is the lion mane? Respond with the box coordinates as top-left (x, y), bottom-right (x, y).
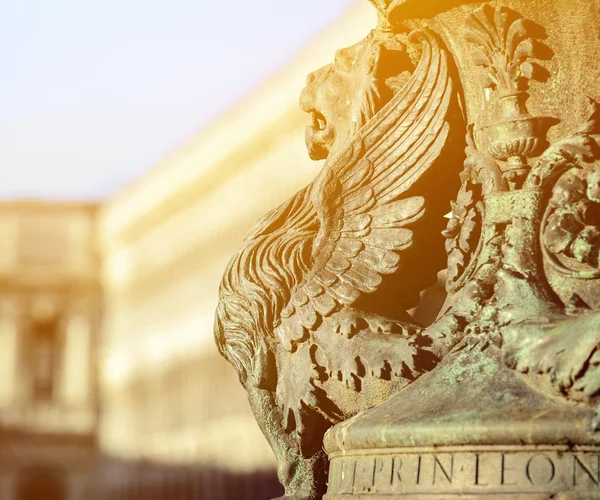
top-left (214, 186), bottom-right (317, 384)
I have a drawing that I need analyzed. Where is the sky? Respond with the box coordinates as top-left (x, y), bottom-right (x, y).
top-left (0, 0), bottom-right (356, 201)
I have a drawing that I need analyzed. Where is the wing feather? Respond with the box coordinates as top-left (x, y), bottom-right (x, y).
top-left (296, 303), bottom-right (318, 330)
top-left (325, 253), bottom-right (352, 274)
top-left (291, 288), bottom-right (309, 307)
top-left (304, 281), bottom-right (324, 298)
top-left (359, 247), bottom-right (402, 272)
top-left (376, 83), bottom-right (452, 203)
top-left (328, 281), bottom-right (361, 305)
top-left (357, 29), bottom-right (435, 155)
top-left (342, 186), bottom-right (376, 214)
top-left (370, 197), bottom-right (426, 228)
top-left (343, 213), bottom-right (372, 232)
top-left (311, 292), bottom-right (338, 316)
top-left (278, 29), bottom-right (457, 348)
top-left (344, 262), bottom-right (383, 289)
top-left (370, 42), bottom-right (444, 175)
top-left (337, 238), bottom-right (364, 257)
top-left (314, 269), bottom-right (337, 287)
top-left (363, 228), bottom-right (414, 250)
top-left (372, 53), bottom-right (449, 201)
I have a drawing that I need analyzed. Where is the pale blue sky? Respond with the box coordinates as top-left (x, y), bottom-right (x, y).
top-left (0, 0), bottom-right (355, 200)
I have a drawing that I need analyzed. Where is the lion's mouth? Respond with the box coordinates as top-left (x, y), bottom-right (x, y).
top-left (311, 111), bottom-right (328, 132)
top-left (305, 109), bottom-right (332, 161)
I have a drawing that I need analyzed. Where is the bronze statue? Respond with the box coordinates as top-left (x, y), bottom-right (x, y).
top-left (215, 0), bottom-right (600, 498)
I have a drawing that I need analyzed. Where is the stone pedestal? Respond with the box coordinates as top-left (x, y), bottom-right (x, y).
top-left (324, 348), bottom-right (600, 499)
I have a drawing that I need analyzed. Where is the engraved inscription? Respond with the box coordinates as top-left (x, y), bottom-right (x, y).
top-left (433, 456), bottom-right (453, 485)
top-left (501, 453), bottom-right (517, 486)
top-left (391, 458), bottom-right (402, 486)
top-left (474, 454), bottom-right (488, 487)
top-left (527, 455), bottom-right (556, 486)
top-left (573, 456), bottom-right (600, 487)
top-left (327, 451), bottom-right (600, 496)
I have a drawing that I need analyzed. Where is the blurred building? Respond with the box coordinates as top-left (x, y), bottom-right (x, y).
top-left (0, 3), bottom-right (380, 500)
top-left (0, 202), bottom-right (100, 500)
top-left (95, 3), bottom-right (377, 498)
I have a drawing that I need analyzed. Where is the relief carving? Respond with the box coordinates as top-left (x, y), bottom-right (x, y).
top-left (442, 6), bottom-right (600, 404)
top-left (543, 153), bottom-right (600, 279)
top-left (214, 1), bottom-right (600, 498)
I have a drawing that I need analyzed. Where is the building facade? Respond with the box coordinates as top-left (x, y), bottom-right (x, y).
top-left (0, 202), bottom-right (100, 500)
top-left (95, 3), bottom-right (377, 498)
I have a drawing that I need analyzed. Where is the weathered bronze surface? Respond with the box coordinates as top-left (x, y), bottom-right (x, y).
top-left (214, 0), bottom-right (600, 498)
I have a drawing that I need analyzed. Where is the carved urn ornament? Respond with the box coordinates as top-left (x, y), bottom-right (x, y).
top-left (214, 0), bottom-right (600, 498)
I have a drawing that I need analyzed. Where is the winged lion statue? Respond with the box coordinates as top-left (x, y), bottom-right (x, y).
top-left (214, 13), bottom-right (466, 499)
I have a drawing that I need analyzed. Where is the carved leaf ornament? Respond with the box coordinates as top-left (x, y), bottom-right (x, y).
top-left (465, 5), bottom-right (540, 93)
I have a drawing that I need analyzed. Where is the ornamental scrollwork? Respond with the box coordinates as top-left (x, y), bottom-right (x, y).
top-left (452, 5), bottom-right (600, 406)
top-left (465, 4), bottom-right (555, 190)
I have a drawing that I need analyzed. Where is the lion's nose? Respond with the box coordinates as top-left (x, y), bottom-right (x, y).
top-left (299, 85), bottom-right (314, 114)
top-left (305, 70), bottom-right (319, 85)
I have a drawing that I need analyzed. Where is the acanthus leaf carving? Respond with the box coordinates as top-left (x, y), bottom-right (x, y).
top-left (313, 310), bottom-right (421, 386)
top-left (465, 5), bottom-right (546, 94)
top-left (275, 343), bottom-right (322, 435)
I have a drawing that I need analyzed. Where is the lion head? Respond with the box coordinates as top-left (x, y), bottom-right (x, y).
top-left (299, 28), bottom-right (413, 161)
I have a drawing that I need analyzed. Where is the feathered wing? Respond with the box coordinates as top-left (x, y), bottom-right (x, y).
top-left (275, 29), bottom-right (455, 351)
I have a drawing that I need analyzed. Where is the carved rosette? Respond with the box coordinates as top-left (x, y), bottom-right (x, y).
top-left (543, 167), bottom-right (600, 278)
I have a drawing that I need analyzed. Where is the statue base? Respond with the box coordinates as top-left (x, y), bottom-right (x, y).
top-left (324, 348), bottom-right (600, 499)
